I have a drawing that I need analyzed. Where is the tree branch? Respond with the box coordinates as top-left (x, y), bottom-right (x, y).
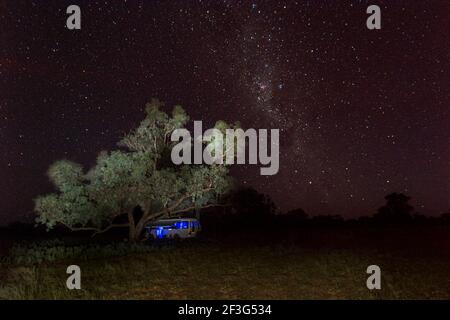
top-left (170, 203), bottom-right (228, 216)
top-left (59, 221), bottom-right (99, 232)
top-left (59, 221), bottom-right (129, 237)
top-left (137, 187), bottom-right (217, 227)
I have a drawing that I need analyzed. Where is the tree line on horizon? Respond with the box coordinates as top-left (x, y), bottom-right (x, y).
top-left (200, 188), bottom-right (450, 231)
top-left (4, 187), bottom-right (450, 236)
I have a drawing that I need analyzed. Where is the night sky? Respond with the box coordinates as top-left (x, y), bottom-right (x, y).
top-left (0, 1), bottom-right (448, 224)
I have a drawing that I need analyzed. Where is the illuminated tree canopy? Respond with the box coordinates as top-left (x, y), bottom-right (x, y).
top-left (34, 99), bottom-right (233, 242)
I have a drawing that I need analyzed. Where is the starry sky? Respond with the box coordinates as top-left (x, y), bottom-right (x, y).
top-left (0, 0), bottom-right (449, 224)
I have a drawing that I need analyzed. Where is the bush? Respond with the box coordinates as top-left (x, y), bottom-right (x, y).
top-left (8, 240), bottom-right (157, 265)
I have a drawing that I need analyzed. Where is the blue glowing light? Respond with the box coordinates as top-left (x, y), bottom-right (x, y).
top-left (174, 221), bottom-right (189, 229)
top-left (156, 227), bottom-right (164, 239)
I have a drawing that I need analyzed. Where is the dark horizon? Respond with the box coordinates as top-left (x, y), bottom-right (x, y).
top-left (1, 1), bottom-right (449, 225)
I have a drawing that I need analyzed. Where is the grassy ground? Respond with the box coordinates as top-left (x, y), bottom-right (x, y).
top-left (1, 239), bottom-right (450, 299)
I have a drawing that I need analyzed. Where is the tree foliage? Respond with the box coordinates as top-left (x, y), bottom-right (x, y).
top-left (373, 192), bottom-right (414, 224)
top-left (35, 99), bottom-right (233, 241)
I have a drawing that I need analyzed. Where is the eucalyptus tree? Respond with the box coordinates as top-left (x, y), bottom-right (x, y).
top-left (35, 99), bottom-right (232, 242)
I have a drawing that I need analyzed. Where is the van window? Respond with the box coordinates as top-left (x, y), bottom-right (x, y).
top-left (174, 221), bottom-right (189, 229)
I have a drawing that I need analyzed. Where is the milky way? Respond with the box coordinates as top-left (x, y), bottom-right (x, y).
top-left (0, 0), bottom-right (448, 224)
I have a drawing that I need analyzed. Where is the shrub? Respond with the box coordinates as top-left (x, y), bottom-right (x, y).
top-left (8, 240), bottom-right (157, 265)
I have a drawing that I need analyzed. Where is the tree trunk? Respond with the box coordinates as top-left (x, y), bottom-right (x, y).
top-left (195, 207), bottom-right (200, 220)
top-left (127, 210), bottom-right (138, 243)
top-left (133, 219), bottom-right (146, 242)
top-left (131, 211), bottom-right (151, 243)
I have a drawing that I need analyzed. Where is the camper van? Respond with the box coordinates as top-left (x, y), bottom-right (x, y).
top-left (144, 218), bottom-right (201, 240)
